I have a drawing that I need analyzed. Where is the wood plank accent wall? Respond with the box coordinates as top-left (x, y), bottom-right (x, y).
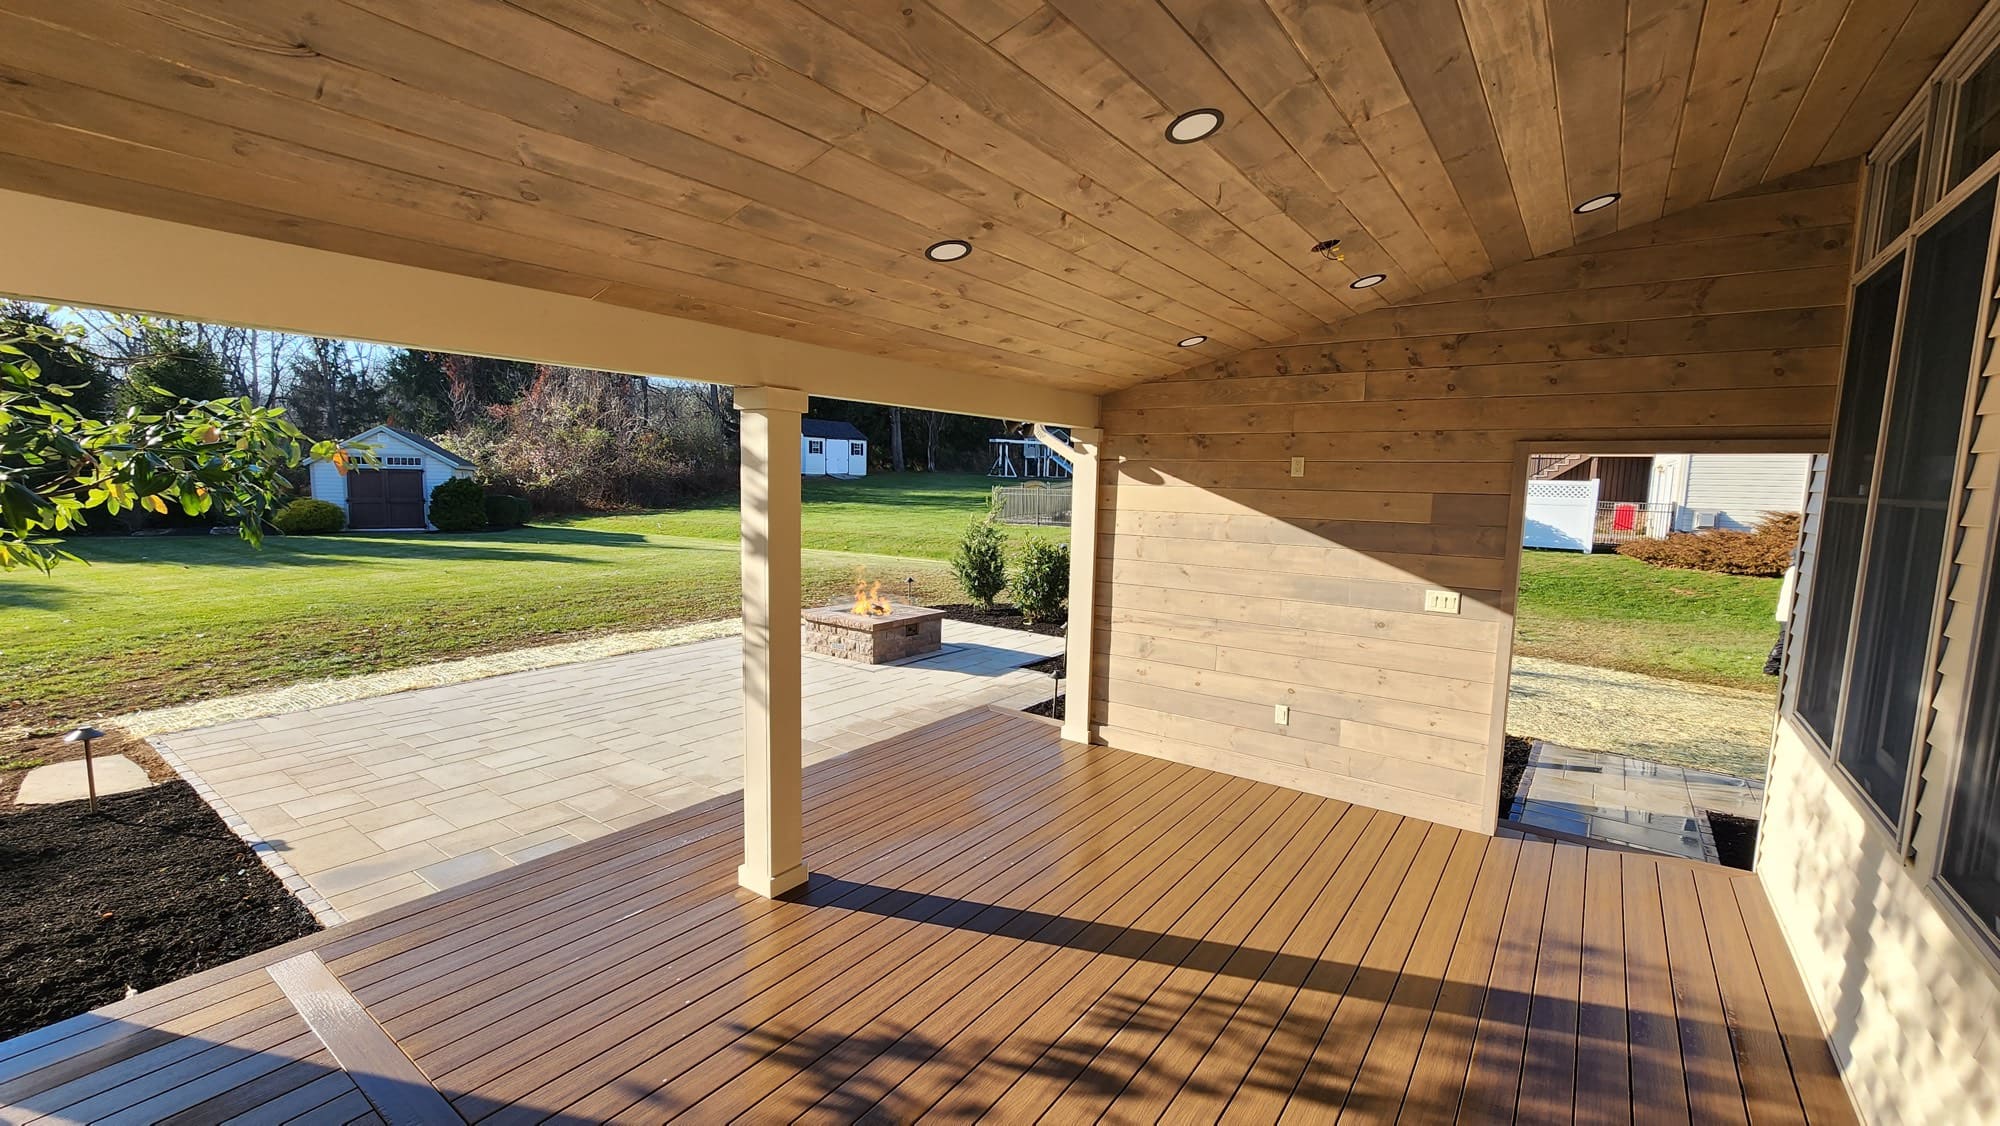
top-left (1090, 165), bottom-right (1859, 831)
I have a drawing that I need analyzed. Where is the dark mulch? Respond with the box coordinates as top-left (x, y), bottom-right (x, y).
top-left (1024, 693), bottom-right (1066, 720)
top-left (0, 781), bottom-right (321, 1041)
top-left (1, 726), bottom-right (172, 810)
top-left (1705, 810), bottom-right (1760, 871)
top-left (1497, 735), bottom-right (1534, 818)
top-left (930, 603), bottom-right (1068, 638)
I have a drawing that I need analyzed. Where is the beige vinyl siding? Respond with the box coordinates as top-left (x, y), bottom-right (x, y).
top-left (1759, 280), bottom-right (2000, 1126)
top-left (1091, 165), bottom-right (1856, 831)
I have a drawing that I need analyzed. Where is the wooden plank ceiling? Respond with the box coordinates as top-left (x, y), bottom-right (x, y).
top-left (0, 0), bottom-right (1980, 394)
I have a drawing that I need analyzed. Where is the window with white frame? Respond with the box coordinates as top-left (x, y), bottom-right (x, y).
top-left (850, 442), bottom-right (864, 457)
top-left (808, 439), bottom-right (823, 455)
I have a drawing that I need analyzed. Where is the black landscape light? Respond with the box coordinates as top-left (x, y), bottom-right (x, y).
top-left (65, 726), bottom-right (105, 813)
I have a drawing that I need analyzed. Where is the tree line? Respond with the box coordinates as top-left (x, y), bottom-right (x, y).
top-left (6, 303), bottom-right (1014, 515)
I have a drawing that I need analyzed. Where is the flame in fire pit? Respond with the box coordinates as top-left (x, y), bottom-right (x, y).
top-left (851, 579), bottom-right (893, 616)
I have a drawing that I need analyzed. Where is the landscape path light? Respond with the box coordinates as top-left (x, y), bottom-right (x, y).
top-left (64, 726), bottom-right (105, 813)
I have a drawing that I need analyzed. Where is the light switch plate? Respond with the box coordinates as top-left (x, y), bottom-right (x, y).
top-left (1289, 456), bottom-right (1305, 477)
top-left (1274, 703), bottom-right (1290, 726)
top-left (1424, 589), bottom-right (1462, 614)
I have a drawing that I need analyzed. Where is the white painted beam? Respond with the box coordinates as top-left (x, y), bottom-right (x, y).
top-left (0, 189), bottom-right (1100, 426)
top-left (735, 386), bottom-right (808, 898)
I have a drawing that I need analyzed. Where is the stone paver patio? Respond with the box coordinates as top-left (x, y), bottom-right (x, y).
top-left (1508, 740), bottom-right (1765, 863)
top-left (152, 620), bottom-right (1062, 923)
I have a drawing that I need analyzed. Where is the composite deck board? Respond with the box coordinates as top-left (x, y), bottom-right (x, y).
top-left (0, 709), bottom-right (1858, 1124)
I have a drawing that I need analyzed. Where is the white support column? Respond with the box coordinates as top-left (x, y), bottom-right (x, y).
top-left (735, 386), bottom-right (810, 898)
top-left (1058, 428), bottom-right (1103, 745)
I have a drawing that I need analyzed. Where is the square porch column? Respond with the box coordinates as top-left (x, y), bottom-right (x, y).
top-left (1060, 428), bottom-right (1103, 745)
top-left (735, 386), bottom-right (809, 898)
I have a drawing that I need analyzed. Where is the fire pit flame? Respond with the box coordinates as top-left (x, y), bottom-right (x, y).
top-left (850, 579), bottom-right (893, 617)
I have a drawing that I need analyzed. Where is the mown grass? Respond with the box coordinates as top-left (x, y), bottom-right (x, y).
top-left (1513, 549), bottom-right (1784, 693)
top-left (1, 474), bottom-right (1061, 729)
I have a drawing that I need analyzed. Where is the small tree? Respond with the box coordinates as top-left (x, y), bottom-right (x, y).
top-left (0, 317), bottom-right (349, 572)
top-left (1014, 539), bottom-right (1070, 625)
top-left (951, 519), bottom-right (1007, 609)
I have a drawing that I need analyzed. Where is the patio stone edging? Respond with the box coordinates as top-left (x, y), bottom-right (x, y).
top-left (149, 734), bottom-right (346, 929)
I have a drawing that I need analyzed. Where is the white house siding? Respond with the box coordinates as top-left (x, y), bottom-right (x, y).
top-left (1657, 452), bottom-right (1813, 530)
top-left (307, 459), bottom-right (348, 516)
top-left (800, 436), bottom-right (867, 477)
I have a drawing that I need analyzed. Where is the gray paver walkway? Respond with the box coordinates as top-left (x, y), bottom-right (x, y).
top-left (153, 621), bottom-right (1062, 923)
top-left (1509, 740), bottom-right (1765, 863)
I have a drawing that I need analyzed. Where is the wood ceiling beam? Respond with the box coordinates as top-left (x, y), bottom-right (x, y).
top-left (0, 188), bottom-right (1103, 425)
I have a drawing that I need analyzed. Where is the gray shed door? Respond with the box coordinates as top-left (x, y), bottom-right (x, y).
top-left (347, 469), bottom-right (426, 529)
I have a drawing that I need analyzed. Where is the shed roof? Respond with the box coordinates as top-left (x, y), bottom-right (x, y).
top-left (802, 419), bottom-right (866, 442)
top-left (323, 424), bottom-right (477, 469)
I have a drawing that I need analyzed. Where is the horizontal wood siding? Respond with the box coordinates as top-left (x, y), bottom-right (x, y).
top-left (1092, 167), bottom-right (1858, 830)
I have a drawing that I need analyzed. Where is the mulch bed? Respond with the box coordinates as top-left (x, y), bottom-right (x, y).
top-left (1024, 693), bottom-right (1065, 720)
top-left (0, 781), bottom-right (321, 1041)
top-left (1704, 810), bottom-right (1760, 871)
top-left (1497, 735), bottom-right (1533, 818)
top-left (0, 725), bottom-right (173, 810)
top-left (930, 603), bottom-right (1068, 638)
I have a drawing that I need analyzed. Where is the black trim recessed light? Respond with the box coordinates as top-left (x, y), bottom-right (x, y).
top-left (1178, 335), bottom-right (1208, 348)
top-left (1350, 273), bottom-right (1388, 289)
top-left (1574, 192), bottom-right (1620, 214)
top-left (1165, 108), bottom-right (1225, 144)
top-left (924, 238), bottom-right (972, 262)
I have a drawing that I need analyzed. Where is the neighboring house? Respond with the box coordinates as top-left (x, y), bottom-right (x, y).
top-left (1651, 453), bottom-right (1813, 530)
top-left (801, 418), bottom-right (867, 477)
top-left (307, 424), bottom-right (477, 531)
top-left (1533, 452), bottom-right (1812, 537)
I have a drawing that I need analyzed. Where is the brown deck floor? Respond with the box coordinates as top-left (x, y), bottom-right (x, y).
top-left (0, 708), bottom-right (1855, 1125)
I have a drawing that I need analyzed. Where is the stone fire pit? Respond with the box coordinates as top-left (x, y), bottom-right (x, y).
top-left (802, 603), bottom-right (945, 664)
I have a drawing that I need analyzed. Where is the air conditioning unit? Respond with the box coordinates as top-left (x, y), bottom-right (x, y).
top-left (1692, 509), bottom-right (1720, 529)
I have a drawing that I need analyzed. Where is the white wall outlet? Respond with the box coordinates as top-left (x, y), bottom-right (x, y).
top-left (1274, 703), bottom-right (1290, 726)
top-left (1289, 456), bottom-right (1306, 477)
top-left (1424, 589), bottom-right (1462, 615)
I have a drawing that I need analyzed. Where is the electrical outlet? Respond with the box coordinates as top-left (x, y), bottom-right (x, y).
top-left (1274, 703), bottom-right (1290, 726)
top-left (1289, 456), bottom-right (1305, 478)
top-left (1424, 589), bottom-right (1462, 615)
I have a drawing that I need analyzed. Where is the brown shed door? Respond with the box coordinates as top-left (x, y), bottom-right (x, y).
top-left (346, 469), bottom-right (426, 529)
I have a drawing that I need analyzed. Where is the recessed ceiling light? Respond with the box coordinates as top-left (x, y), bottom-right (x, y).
top-left (1574, 192), bottom-right (1620, 214)
top-left (1165, 108), bottom-right (1225, 144)
top-left (1350, 273), bottom-right (1388, 289)
top-left (1178, 335), bottom-right (1207, 348)
top-left (924, 239), bottom-right (971, 262)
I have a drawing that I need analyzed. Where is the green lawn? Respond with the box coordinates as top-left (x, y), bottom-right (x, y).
top-left (1, 473), bottom-right (1058, 730)
top-left (1513, 550), bottom-right (1784, 693)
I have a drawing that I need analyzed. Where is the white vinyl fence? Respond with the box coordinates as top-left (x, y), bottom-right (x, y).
top-left (1523, 479), bottom-right (1600, 553)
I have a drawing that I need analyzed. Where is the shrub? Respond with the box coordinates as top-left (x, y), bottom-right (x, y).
top-left (428, 478), bottom-right (488, 532)
top-left (483, 493), bottom-right (532, 529)
top-left (1014, 539), bottom-right (1070, 625)
top-left (951, 519), bottom-right (1008, 609)
top-left (271, 498), bottom-right (345, 536)
top-left (1617, 511), bottom-right (1800, 577)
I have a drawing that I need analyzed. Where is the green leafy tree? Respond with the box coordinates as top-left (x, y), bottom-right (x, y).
top-left (0, 318), bottom-right (350, 572)
top-left (951, 518), bottom-right (1008, 609)
top-left (1, 304), bottom-right (113, 420)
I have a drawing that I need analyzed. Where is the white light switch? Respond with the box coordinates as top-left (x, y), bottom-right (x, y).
top-left (1289, 456), bottom-right (1306, 477)
top-left (1424, 589), bottom-right (1462, 615)
top-left (1274, 703), bottom-right (1290, 726)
